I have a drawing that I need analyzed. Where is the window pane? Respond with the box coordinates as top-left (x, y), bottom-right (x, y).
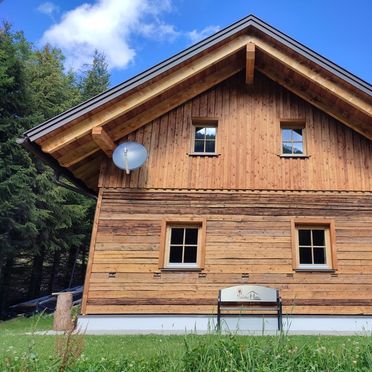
top-left (205, 140), bottom-right (215, 153)
top-left (184, 246), bottom-right (197, 263)
top-left (292, 129), bottom-right (303, 141)
top-left (195, 127), bottom-right (205, 139)
top-left (171, 228), bottom-right (184, 244)
top-left (185, 228), bottom-right (198, 244)
top-left (299, 247), bottom-right (312, 264)
top-left (282, 142), bottom-right (292, 154)
top-left (314, 247), bottom-right (326, 264)
top-left (281, 129), bottom-right (292, 141)
top-left (312, 230), bottom-right (325, 246)
top-left (194, 140), bottom-right (204, 152)
top-left (293, 142), bottom-right (304, 154)
top-left (205, 127), bottom-right (216, 140)
top-left (298, 229), bottom-right (311, 246)
top-left (169, 246), bottom-right (183, 263)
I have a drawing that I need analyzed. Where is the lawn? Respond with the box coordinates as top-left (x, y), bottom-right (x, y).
top-left (1, 315), bottom-right (372, 371)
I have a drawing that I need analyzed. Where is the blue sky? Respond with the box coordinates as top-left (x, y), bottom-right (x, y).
top-left (1, 0), bottom-right (371, 87)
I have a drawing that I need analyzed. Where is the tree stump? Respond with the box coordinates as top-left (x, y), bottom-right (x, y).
top-left (53, 292), bottom-right (73, 331)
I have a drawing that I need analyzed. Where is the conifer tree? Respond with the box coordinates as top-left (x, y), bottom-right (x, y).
top-left (80, 50), bottom-right (110, 101)
top-left (0, 23), bottom-right (38, 315)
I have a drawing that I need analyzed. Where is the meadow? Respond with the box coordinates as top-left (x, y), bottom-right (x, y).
top-left (1, 315), bottom-right (372, 371)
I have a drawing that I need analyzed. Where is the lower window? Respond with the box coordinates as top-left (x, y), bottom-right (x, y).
top-left (160, 221), bottom-right (206, 270)
top-left (292, 220), bottom-right (336, 270)
top-left (168, 226), bottom-right (199, 266)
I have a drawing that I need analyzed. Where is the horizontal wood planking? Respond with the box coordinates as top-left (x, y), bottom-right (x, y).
top-left (85, 190), bottom-right (372, 315)
top-left (100, 72), bottom-right (372, 192)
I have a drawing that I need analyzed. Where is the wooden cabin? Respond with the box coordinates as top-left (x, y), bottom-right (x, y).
top-left (20, 15), bottom-right (372, 332)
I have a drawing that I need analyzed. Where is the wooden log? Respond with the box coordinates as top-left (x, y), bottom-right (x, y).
top-left (53, 292), bottom-right (73, 331)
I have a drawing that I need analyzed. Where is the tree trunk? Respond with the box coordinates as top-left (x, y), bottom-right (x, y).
top-left (0, 254), bottom-right (14, 318)
top-left (53, 292), bottom-right (73, 331)
top-left (80, 244), bottom-right (87, 283)
top-left (48, 249), bottom-right (60, 294)
top-left (0, 251), bottom-right (5, 296)
top-left (64, 245), bottom-right (78, 288)
top-left (28, 246), bottom-right (46, 299)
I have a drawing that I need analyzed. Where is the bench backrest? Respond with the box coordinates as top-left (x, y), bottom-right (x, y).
top-left (219, 285), bottom-right (278, 303)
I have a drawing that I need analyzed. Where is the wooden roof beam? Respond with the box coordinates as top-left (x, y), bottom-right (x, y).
top-left (245, 42), bottom-right (255, 85)
top-left (256, 63), bottom-right (372, 140)
top-left (91, 127), bottom-right (116, 157)
top-left (250, 36), bottom-right (372, 117)
top-left (40, 36), bottom-right (250, 155)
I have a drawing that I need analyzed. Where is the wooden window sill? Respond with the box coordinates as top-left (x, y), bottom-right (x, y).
top-left (294, 268), bottom-right (336, 273)
top-left (160, 267), bottom-right (202, 272)
top-left (187, 152), bottom-right (220, 157)
top-left (277, 154), bottom-right (310, 159)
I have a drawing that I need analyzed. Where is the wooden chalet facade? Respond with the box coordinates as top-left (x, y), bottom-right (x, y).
top-left (20, 15), bottom-right (372, 332)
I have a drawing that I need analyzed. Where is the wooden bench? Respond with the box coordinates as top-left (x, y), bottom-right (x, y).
top-left (217, 285), bottom-right (283, 331)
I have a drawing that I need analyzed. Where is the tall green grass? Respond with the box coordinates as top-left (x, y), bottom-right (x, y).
top-left (1, 316), bottom-right (372, 371)
top-left (183, 333), bottom-right (372, 371)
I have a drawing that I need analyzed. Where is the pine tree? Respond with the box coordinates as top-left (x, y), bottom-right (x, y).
top-left (0, 25), bottom-right (110, 316)
top-left (0, 23), bottom-right (39, 315)
top-left (80, 50), bottom-right (110, 101)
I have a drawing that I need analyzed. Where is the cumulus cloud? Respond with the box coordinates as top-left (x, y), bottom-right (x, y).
top-left (40, 0), bottom-right (176, 71)
top-left (39, 0), bottom-right (221, 72)
top-left (186, 25), bottom-right (221, 44)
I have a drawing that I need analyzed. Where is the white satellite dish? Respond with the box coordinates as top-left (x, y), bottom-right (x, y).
top-left (112, 142), bottom-right (148, 174)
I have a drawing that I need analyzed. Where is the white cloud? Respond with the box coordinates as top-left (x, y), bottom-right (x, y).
top-left (40, 0), bottom-right (176, 71)
top-left (37, 1), bottom-right (59, 16)
top-left (186, 25), bottom-right (221, 44)
top-left (39, 0), bottom-right (221, 72)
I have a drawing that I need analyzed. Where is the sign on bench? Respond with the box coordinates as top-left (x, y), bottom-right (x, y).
top-left (217, 285), bottom-right (283, 331)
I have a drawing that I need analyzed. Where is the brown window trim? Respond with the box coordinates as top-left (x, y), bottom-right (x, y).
top-left (158, 218), bottom-right (206, 270)
top-left (291, 218), bottom-right (337, 271)
top-left (280, 120), bottom-right (308, 157)
top-left (190, 117), bottom-right (218, 156)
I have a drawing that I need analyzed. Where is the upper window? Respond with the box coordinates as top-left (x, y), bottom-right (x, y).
top-left (191, 120), bottom-right (218, 155)
top-left (292, 220), bottom-right (337, 271)
top-left (281, 123), bottom-right (306, 156)
top-left (160, 220), bottom-right (206, 270)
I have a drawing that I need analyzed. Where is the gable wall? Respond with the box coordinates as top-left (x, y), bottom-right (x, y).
top-left (100, 72), bottom-right (372, 191)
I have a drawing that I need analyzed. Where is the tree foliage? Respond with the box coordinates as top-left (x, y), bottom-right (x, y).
top-left (80, 50), bottom-right (110, 102)
top-left (0, 23), bottom-right (110, 317)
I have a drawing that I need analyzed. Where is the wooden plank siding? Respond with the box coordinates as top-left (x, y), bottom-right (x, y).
top-left (84, 190), bottom-right (372, 315)
top-left (99, 72), bottom-right (372, 192)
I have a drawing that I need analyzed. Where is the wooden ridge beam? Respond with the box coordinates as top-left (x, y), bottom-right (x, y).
top-left (40, 36), bottom-right (250, 154)
top-left (92, 127), bottom-right (116, 157)
top-left (245, 42), bottom-right (255, 84)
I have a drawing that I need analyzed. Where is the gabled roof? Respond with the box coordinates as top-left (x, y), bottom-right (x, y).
top-left (20, 14), bottom-right (372, 196)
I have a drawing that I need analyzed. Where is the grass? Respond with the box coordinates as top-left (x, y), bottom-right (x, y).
top-left (1, 315), bottom-right (372, 371)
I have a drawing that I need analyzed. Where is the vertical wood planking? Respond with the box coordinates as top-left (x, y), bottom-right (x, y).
top-left (101, 72), bottom-right (372, 192)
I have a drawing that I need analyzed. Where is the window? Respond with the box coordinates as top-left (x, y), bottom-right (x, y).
top-left (291, 220), bottom-right (337, 271)
top-left (191, 119), bottom-right (218, 155)
top-left (168, 227), bottom-right (198, 266)
top-left (281, 122), bottom-right (306, 156)
top-left (159, 220), bottom-right (206, 270)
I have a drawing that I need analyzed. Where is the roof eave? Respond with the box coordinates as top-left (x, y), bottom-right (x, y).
top-left (18, 136), bottom-right (97, 198)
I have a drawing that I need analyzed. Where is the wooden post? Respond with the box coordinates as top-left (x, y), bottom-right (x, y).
top-left (53, 292), bottom-right (73, 331)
